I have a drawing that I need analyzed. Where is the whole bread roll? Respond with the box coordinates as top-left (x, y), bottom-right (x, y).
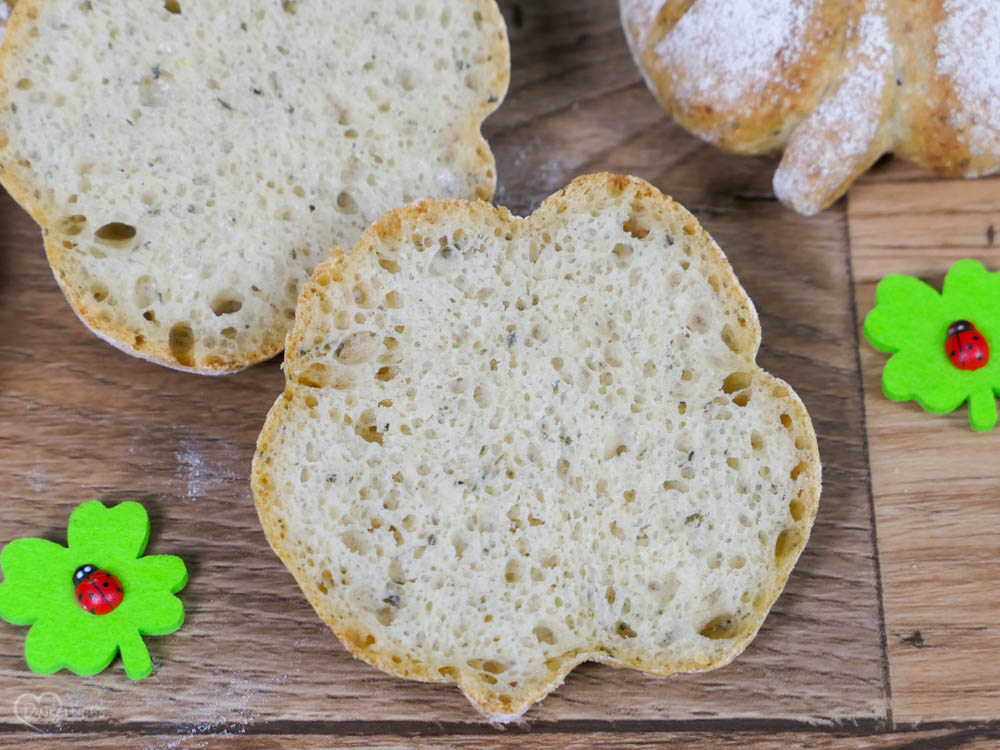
top-left (620, 0), bottom-right (1000, 215)
top-left (0, 0), bottom-right (508, 372)
top-left (253, 173), bottom-right (821, 721)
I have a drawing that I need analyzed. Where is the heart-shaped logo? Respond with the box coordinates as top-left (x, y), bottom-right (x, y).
top-left (13, 692), bottom-right (62, 731)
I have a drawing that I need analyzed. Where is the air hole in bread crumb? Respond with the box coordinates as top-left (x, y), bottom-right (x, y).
top-left (94, 222), bottom-right (137, 246)
top-left (605, 586), bottom-right (616, 605)
top-left (375, 366), bottom-right (397, 382)
top-left (750, 431), bottom-right (764, 452)
top-left (722, 372), bottom-right (752, 394)
top-left (165, 0), bottom-right (181, 12)
top-left (789, 498), bottom-right (806, 522)
top-left (168, 322), bottom-right (195, 367)
top-left (727, 457), bottom-right (740, 471)
top-left (775, 529), bottom-right (799, 561)
top-left (623, 216), bottom-right (649, 240)
top-left (533, 625), bottom-right (556, 645)
top-left (387, 559), bottom-right (405, 584)
top-left (336, 331), bottom-right (378, 364)
top-left (210, 292), bottom-right (243, 316)
top-left (378, 257), bottom-right (400, 274)
top-left (611, 243), bottom-right (633, 269)
top-left (721, 324), bottom-right (741, 353)
top-left (790, 461), bottom-right (808, 481)
top-left (615, 621), bottom-right (637, 638)
top-left (483, 660), bottom-right (508, 674)
top-left (16, 79), bottom-right (32, 91)
top-left (375, 607), bottom-right (395, 626)
top-left (221, 327), bottom-right (237, 339)
top-left (780, 413), bottom-right (792, 430)
top-left (90, 283), bottom-right (109, 302)
top-left (699, 613), bottom-right (739, 639)
top-left (336, 191), bottom-right (358, 214)
top-left (355, 410), bottom-right (383, 445)
top-left (58, 215), bottom-right (87, 236)
top-left (504, 560), bottom-right (521, 584)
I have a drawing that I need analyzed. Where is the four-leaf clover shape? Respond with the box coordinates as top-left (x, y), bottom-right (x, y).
top-left (865, 259), bottom-right (1000, 431)
top-left (0, 501), bottom-right (187, 679)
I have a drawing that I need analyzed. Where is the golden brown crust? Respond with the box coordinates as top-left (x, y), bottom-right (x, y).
top-left (252, 173), bottom-right (821, 721)
top-left (0, 0), bottom-right (510, 374)
top-left (621, 0), bottom-right (1000, 213)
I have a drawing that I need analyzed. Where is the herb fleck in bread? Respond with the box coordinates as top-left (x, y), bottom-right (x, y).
top-left (0, 0), bottom-right (508, 372)
top-left (252, 173), bottom-right (821, 721)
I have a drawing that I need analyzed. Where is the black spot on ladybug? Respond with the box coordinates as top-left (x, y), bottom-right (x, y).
top-left (946, 320), bottom-right (990, 371)
top-left (77, 593), bottom-right (82, 601)
top-left (103, 581), bottom-right (109, 587)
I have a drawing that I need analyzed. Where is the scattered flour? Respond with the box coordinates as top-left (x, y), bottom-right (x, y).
top-left (25, 467), bottom-right (50, 493)
top-left (173, 437), bottom-right (239, 501)
top-left (937, 0), bottom-right (1000, 162)
top-left (773, 0), bottom-right (892, 214)
top-left (654, 0), bottom-right (815, 110)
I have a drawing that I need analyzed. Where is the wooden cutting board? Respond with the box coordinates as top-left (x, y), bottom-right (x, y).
top-left (0, 1), bottom-right (998, 747)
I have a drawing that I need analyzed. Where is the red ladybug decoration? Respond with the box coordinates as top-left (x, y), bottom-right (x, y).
top-left (73, 564), bottom-right (124, 616)
top-left (945, 320), bottom-right (990, 371)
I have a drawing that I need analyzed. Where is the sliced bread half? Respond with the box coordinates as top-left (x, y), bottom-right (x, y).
top-left (0, 0), bottom-right (508, 372)
top-left (252, 173), bottom-right (821, 720)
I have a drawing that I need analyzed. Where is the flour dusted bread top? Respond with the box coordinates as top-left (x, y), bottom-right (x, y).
top-left (0, 0), bottom-right (508, 372)
top-left (252, 174), bottom-right (821, 720)
top-left (0, 2), bottom-right (12, 43)
top-left (621, 0), bottom-right (1000, 215)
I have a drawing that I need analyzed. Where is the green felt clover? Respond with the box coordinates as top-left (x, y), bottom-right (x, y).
top-left (0, 501), bottom-right (187, 679)
top-left (864, 259), bottom-right (1000, 431)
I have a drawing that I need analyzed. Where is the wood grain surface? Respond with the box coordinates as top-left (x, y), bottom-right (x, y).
top-left (0, 0), bottom-right (996, 747)
top-left (850, 168), bottom-right (1000, 724)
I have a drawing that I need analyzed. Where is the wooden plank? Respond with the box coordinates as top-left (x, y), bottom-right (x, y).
top-left (849, 162), bottom-right (1000, 722)
top-left (0, 0), bottom-right (884, 733)
top-left (1, 729), bottom-right (1000, 750)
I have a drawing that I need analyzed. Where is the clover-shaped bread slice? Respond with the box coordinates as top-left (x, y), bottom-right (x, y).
top-left (620, 0), bottom-right (1000, 215)
top-left (252, 174), bottom-right (821, 720)
top-left (0, 0), bottom-right (508, 372)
